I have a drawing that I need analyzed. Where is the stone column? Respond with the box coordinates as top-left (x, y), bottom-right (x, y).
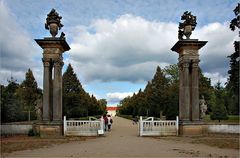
top-left (42, 58), bottom-right (51, 121)
top-left (191, 60), bottom-right (200, 121)
top-left (53, 59), bottom-right (63, 121)
top-left (182, 61), bottom-right (190, 121)
top-left (178, 63), bottom-right (183, 121)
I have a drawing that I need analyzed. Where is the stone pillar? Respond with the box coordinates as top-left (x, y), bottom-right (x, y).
top-left (53, 59), bottom-right (63, 121)
top-left (42, 58), bottom-right (51, 121)
top-left (191, 60), bottom-right (200, 121)
top-left (171, 40), bottom-right (207, 135)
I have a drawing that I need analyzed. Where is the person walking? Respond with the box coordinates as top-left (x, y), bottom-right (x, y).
top-left (103, 114), bottom-right (108, 131)
top-left (107, 114), bottom-right (113, 131)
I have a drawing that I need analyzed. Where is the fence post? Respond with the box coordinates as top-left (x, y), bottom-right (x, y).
top-left (100, 116), bottom-right (104, 134)
top-left (63, 116), bottom-right (66, 136)
top-left (176, 116), bottom-right (179, 136)
top-left (139, 116), bottom-right (143, 136)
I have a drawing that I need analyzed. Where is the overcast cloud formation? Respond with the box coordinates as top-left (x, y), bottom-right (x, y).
top-left (1, 0), bottom-right (238, 105)
top-left (0, 1), bottom-right (41, 85)
top-left (69, 15), bottom-right (236, 85)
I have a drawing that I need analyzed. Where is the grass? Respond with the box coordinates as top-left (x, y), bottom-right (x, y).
top-left (0, 135), bottom-right (92, 154)
top-left (203, 115), bottom-right (240, 124)
top-left (158, 134), bottom-right (239, 150)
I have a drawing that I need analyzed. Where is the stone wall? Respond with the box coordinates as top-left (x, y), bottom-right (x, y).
top-left (1, 123), bottom-right (33, 135)
top-left (207, 124), bottom-right (240, 134)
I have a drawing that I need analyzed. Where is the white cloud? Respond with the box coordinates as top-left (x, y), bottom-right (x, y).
top-left (0, 1), bottom-right (42, 86)
top-left (69, 14), bottom-right (178, 83)
top-left (69, 15), bottom-right (236, 85)
top-left (204, 72), bottom-right (228, 87)
top-left (107, 92), bottom-right (134, 103)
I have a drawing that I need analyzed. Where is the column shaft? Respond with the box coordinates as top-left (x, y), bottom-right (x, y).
top-left (182, 62), bottom-right (190, 121)
top-left (178, 63), bottom-right (184, 121)
top-left (191, 61), bottom-right (199, 121)
top-left (42, 60), bottom-right (51, 121)
top-left (53, 60), bottom-right (63, 121)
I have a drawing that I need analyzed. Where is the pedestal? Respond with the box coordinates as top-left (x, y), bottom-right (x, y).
top-left (179, 121), bottom-right (204, 135)
top-left (35, 121), bottom-right (63, 138)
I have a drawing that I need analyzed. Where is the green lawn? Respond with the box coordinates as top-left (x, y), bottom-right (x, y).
top-left (203, 115), bottom-right (240, 124)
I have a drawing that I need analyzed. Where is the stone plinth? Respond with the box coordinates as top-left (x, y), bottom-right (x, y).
top-left (171, 39), bottom-right (207, 135)
top-left (179, 122), bottom-right (204, 135)
top-left (35, 121), bottom-right (63, 138)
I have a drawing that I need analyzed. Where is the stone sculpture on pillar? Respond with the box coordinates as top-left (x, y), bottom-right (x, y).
top-left (35, 9), bottom-right (70, 137)
top-left (171, 11), bottom-right (207, 135)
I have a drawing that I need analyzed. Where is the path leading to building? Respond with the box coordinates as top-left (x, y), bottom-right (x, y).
top-left (5, 117), bottom-right (239, 158)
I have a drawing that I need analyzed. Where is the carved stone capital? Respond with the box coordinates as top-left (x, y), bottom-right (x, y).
top-left (53, 59), bottom-right (64, 67)
top-left (42, 58), bottom-right (51, 67)
top-left (183, 63), bottom-right (190, 68)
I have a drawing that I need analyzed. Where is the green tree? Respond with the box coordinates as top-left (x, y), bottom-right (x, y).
top-left (226, 3), bottom-right (239, 115)
top-left (1, 77), bottom-right (24, 122)
top-left (145, 66), bottom-right (169, 117)
top-left (63, 64), bottom-right (85, 118)
top-left (17, 69), bottom-right (39, 121)
top-left (98, 99), bottom-right (107, 114)
top-left (63, 64), bottom-right (101, 118)
top-left (199, 70), bottom-right (215, 113)
top-left (229, 3), bottom-right (240, 34)
top-left (210, 82), bottom-right (228, 122)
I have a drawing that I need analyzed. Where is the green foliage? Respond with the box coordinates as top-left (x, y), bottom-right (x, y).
top-left (17, 69), bottom-right (40, 120)
top-left (118, 64), bottom-right (218, 120)
top-left (210, 82), bottom-right (228, 122)
top-left (63, 64), bottom-right (106, 118)
top-left (199, 69), bottom-right (215, 113)
top-left (226, 41), bottom-right (239, 115)
top-left (1, 78), bottom-right (25, 123)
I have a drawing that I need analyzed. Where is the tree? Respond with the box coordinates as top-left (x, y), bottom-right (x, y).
top-left (145, 66), bottom-right (169, 117)
top-left (226, 3), bottom-right (240, 115)
top-left (17, 69), bottom-right (40, 121)
top-left (229, 3), bottom-right (240, 34)
top-left (210, 82), bottom-right (228, 122)
top-left (1, 77), bottom-right (24, 123)
top-left (98, 99), bottom-right (107, 114)
top-left (199, 69), bottom-right (215, 113)
top-left (63, 64), bottom-right (102, 118)
top-left (63, 64), bottom-right (84, 118)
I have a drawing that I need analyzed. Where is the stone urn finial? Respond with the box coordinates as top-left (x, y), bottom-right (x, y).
top-left (178, 11), bottom-right (197, 40)
top-left (45, 9), bottom-right (64, 38)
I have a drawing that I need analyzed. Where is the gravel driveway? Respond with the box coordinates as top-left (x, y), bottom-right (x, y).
top-left (4, 117), bottom-right (239, 158)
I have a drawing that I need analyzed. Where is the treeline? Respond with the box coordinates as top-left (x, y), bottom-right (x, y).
top-left (1, 69), bottom-right (42, 122)
top-left (118, 63), bottom-right (239, 120)
top-left (1, 64), bottom-right (107, 123)
top-left (63, 64), bottom-right (107, 118)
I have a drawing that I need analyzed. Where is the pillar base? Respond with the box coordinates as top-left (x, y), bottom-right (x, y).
top-left (179, 121), bottom-right (204, 136)
top-left (35, 121), bottom-right (63, 138)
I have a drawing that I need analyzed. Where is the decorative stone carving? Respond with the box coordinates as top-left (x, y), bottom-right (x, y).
top-left (45, 9), bottom-right (64, 37)
top-left (178, 11), bottom-right (197, 40)
top-left (199, 96), bottom-right (208, 119)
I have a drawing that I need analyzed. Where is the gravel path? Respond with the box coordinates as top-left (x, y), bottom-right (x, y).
top-left (4, 117), bottom-right (239, 158)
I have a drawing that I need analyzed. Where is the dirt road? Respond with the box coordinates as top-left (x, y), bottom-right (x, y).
top-left (4, 117), bottom-right (239, 158)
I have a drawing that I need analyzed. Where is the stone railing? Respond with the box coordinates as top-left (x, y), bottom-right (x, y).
top-left (139, 116), bottom-right (179, 136)
top-left (63, 116), bottom-right (104, 136)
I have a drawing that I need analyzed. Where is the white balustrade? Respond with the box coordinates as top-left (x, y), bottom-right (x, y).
top-left (63, 116), bottom-right (104, 136)
top-left (139, 116), bottom-right (179, 136)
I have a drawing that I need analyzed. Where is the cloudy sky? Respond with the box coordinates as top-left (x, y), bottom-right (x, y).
top-left (0, 0), bottom-right (238, 106)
